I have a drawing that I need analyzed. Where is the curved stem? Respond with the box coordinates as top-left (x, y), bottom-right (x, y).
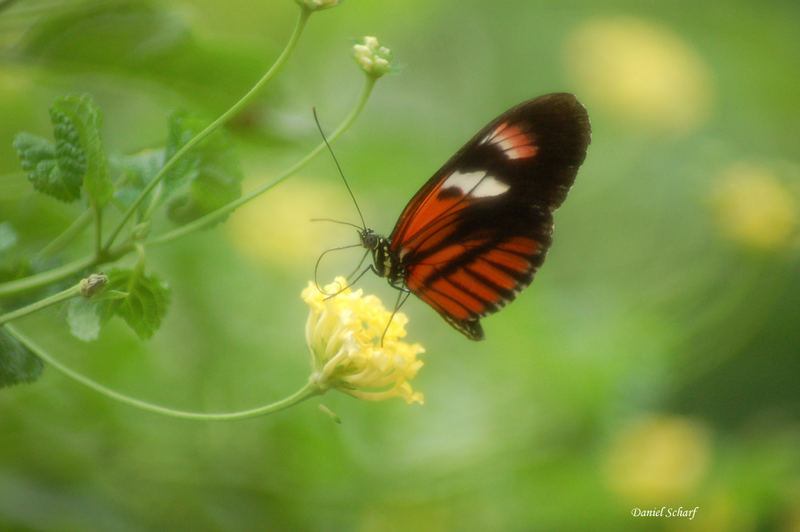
top-left (103, 7), bottom-right (312, 251)
top-left (5, 324), bottom-right (322, 421)
top-left (37, 209), bottom-right (93, 260)
top-left (0, 282), bottom-right (82, 326)
top-left (147, 75), bottom-right (377, 248)
top-left (93, 203), bottom-right (103, 256)
top-left (0, 242), bottom-right (132, 299)
top-left (0, 255), bottom-right (95, 298)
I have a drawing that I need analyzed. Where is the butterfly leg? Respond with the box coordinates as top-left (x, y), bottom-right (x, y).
top-left (380, 290), bottom-right (411, 346)
top-left (346, 249), bottom-right (371, 284)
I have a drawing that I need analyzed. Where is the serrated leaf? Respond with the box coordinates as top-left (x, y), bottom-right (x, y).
top-left (13, 132), bottom-right (82, 202)
top-left (0, 327), bottom-right (43, 388)
top-left (97, 268), bottom-right (170, 339)
top-left (50, 94), bottom-right (113, 207)
top-left (66, 297), bottom-right (101, 342)
top-left (163, 110), bottom-right (242, 225)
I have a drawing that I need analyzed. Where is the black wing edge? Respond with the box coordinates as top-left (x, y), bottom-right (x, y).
top-left (510, 93), bottom-right (591, 210)
top-left (443, 314), bottom-right (485, 341)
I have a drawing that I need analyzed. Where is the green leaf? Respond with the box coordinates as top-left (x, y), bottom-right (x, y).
top-left (109, 149), bottom-right (164, 219)
top-left (0, 327), bottom-right (43, 388)
top-left (13, 132), bottom-right (82, 202)
top-left (97, 268), bottom-right (170, 340)
top-left (66, 297), bottom-right (101, 342)
top-left (0, 223), bottom-right (18, 254)
top-left (163, 110), bottom-right (242, 225)
top-left (13, 94), bottom-right (112, 206)
top-left (50, 94), bottom-right (113, 207)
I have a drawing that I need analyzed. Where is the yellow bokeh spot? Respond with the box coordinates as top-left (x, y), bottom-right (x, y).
top-left (225, 176), bottom-right (351, 269)
top-left (564, 16), bottom-right (713, 133)
top-left (711, 162), bottom-right (798, 251)
top-left (605, 415), bottom-right (711, 504)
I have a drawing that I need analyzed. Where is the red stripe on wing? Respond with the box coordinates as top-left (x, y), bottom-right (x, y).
top-left (469, 259), bottom-right (518, 290)
top-left (500, 236), bottom-right (540, 255)
top-left (447, 267), bottom-right (501, 304)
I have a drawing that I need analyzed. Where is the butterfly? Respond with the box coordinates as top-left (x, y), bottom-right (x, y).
top-left (326, 93), bottom-right (590, 340)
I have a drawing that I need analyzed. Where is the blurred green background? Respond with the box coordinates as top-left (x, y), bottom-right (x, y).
top-left (1, 0), bottom-right (799, 530)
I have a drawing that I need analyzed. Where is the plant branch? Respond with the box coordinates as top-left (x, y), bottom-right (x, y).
top-left (93, 203), bottom-right (103, 256)
top-left (0, 255), bottom-right (95, 298)
top-left (102, 6), bottom-right (312, 251)
top-left (5, 323), bottom-right (322, 421)
top-left (0, 243), bottom-right (131, 299)
top-left (0, 282), bottom-right (82, 326)
top-left (147, 75), bottom-right (377, 248)
top-left (37, 209), bottom-right (93, 259)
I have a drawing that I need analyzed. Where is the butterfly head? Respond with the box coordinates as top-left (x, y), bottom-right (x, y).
top-left (359, 228), bottom-right (380, 251)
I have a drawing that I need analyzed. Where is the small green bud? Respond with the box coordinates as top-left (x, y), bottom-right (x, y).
top-left (80, 273), bottom-right (108, 298)
top-left (295, 0), bottom-right (341, 11)
top-left (353, 36), bottom-right (394, 78)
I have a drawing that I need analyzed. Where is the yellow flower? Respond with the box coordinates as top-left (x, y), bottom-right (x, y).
top-left (564, 16), bottom-right (713, 133)
top-left (302, 277), bottom-right (424, 404)
top-left (710, 162), bottom-right (798, 250)
top-left (353, 36), bottom-right (394, 78)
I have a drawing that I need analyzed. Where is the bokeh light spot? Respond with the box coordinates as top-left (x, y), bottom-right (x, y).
top-left (564, 16), bottom-right (714, 133)
top-left (710, 162), bottom-right (798, 251)
top-left (605, 414), bottom-right (711, 504)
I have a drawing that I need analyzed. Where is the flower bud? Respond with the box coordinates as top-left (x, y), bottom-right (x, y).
top-left (353, 36), bottom-right (394, 78)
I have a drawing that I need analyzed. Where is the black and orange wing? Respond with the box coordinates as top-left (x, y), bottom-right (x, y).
top-left (388, 93), bottom-right (590, 339)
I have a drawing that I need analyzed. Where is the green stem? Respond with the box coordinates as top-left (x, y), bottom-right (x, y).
top-left (0, 255), bottom-right (95, 298)
top-left (93, 203), bottom-right (103, 256)
top-left (37, 209), bottom-right (93, 260)
top-left (5, 323), bottom-right (321, 421)
top-left (0, 243), bottom-right (132, 299)
top-left (103, 7), bottom-right (312, 252)
top-left (0, 283), bottom-right (82, 326)
top-left (147, 75), bottom-right (377, 248)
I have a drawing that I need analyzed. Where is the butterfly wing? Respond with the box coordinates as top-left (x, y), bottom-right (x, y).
top-left (388, 93), bottom-right (591, 340)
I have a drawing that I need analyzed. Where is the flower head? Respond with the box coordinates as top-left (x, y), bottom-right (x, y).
top-left (353, 36), bottom-right (394, 78)
top-left (302, 277), bottom-right (424, 404)
top-left (295, 0), bottom-right (341, 11)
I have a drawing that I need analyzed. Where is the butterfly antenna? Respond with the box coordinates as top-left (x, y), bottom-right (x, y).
top-left (309, 217), bottom-right (363, 230)
top-left (313, 107), bottom-right (367, 229)
top-left (314, 243), bottom-right (363, 293)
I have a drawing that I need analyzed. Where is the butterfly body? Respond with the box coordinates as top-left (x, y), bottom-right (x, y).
top-left (360, 93), bottom-right (590, 340)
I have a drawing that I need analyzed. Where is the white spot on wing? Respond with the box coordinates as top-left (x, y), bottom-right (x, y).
top-left (442, 170), bottom-right (484, 192)
top-left (473, 176), bottom-right (510, 197)
top-left (441, 170), bottom-right (509, 198)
